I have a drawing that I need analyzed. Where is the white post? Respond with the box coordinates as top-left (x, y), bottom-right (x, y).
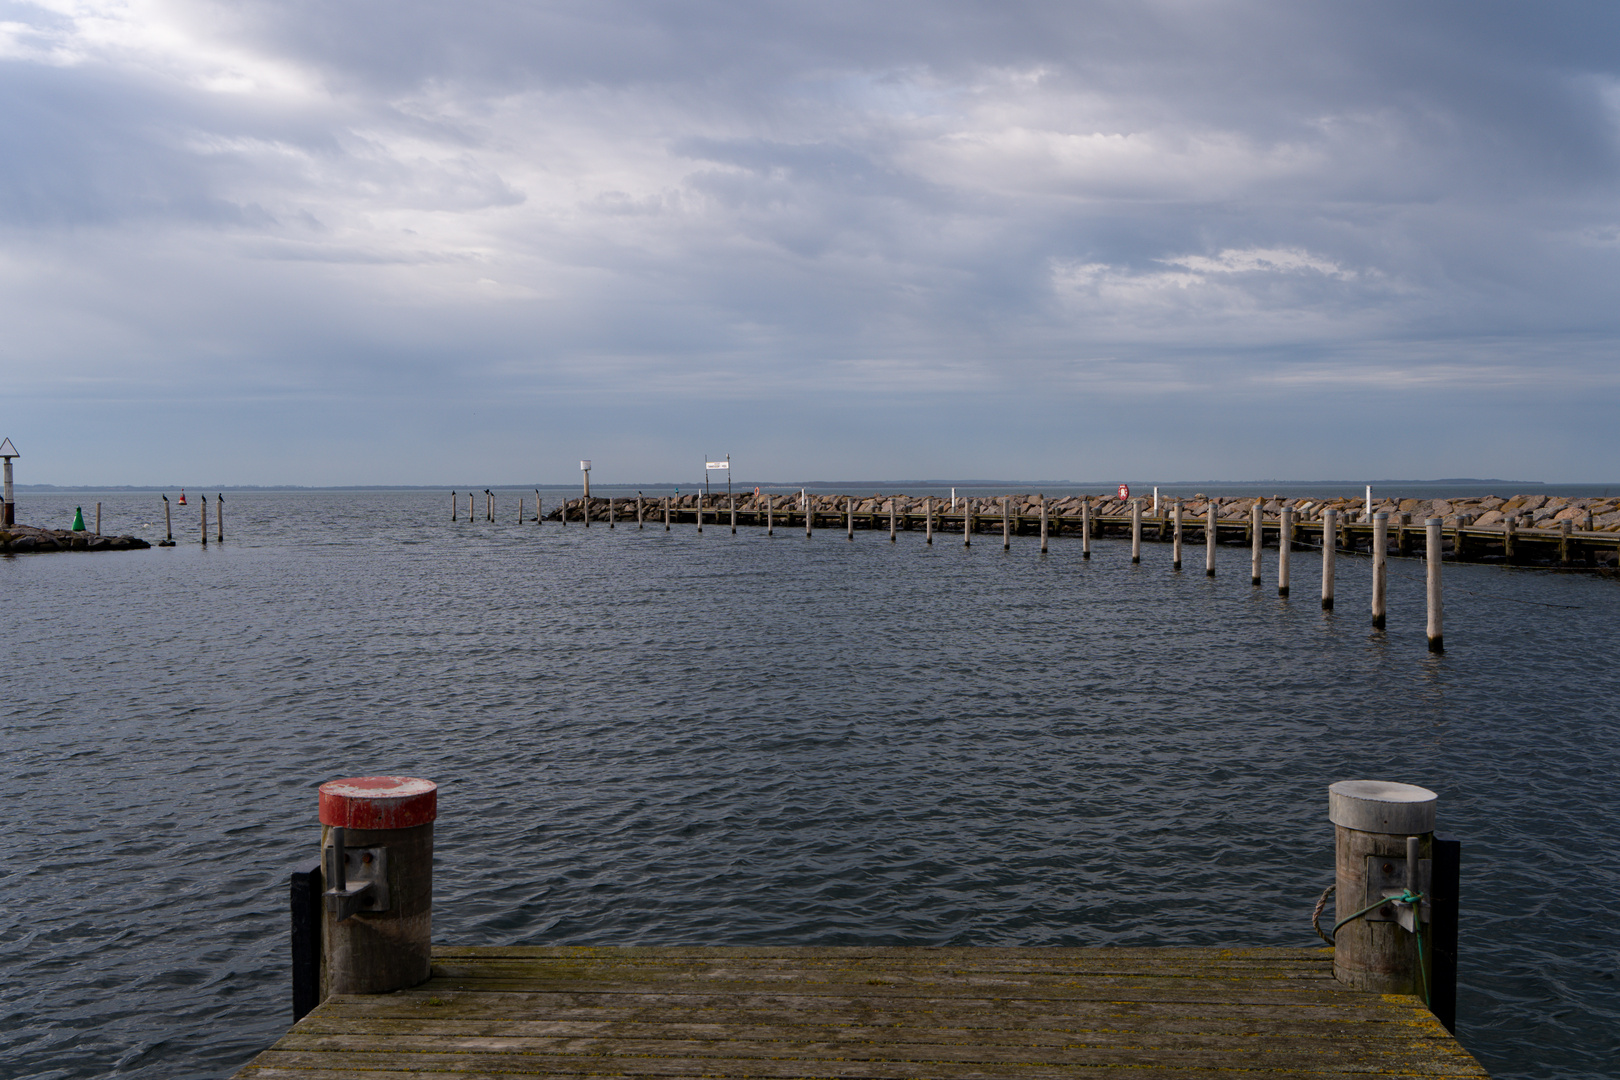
top-left (1152, 486), bottom-right (1159, 515)
top-left (1372, 512), bottom-right (1388, 629)
top-left (1172, 499), bottom-right (1182, 570)
top-left (1279, 506), bottom-right (1293, 597)
top-left (1426, 518), bottom-right (1444, 652)
top-left (1250, 501), bottom-right (1263, 585)
top-left (1205, 501), bottom-right (1216, 576)
top-left (1322, 508), bottom-right (1337, 610)
top-left (951, 487), bottom-right (956, 511)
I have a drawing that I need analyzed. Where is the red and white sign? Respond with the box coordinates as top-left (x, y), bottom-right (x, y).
top-left (1118, 484), bottom-right (1130, 500)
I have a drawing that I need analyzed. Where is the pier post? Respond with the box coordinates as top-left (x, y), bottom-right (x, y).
top-left (1040, 496), bottom-right (1048, 554)
top-left (1372, 512), bottom-right (1388, 629)
top-left (1279, 507), bottom-right (1292, 597)
top-left (846, 496), bottom-right (853, 540)
top-left (469, 493), bottom-right (474, 522)
top-left (1504, 515), bottom-right (1516, 563)
top-left (319, 776), bottom-right (437, 998)
top-left (1559, 520), bottom-right (1572, 566)
top-left (218, 495), bottom-right (224, 542)
top-left (1322, 508), bottom-right (1336, 610)
top-left (767, 496), bottom-right (773, 535)
top-left (582, 495), bottom-right (589, 528)
top-left (1426, 518), bottom-right (1444, 652)
top-left (451, 492), bottom-right (457, 521)
top-left (201, 494), bottom-right (208, 546)
top-left (1003, 497), bottom-right (1011, 551)
top-left (731, 495), bottom-right (737, 534)
top-left (1251, 502), bottom-right (1262, 585)
top-left (1131, 500), bottom-right (1141, 563)
top-left (163, 495), bottom-right (173, 543)
top-left (1172, 499), bottom-right (1182, 570)
top-left (96, 502), bottom-right (101, 536)
top-left (696, 496), bottom-right (702, 533)
top-left (806, 494), bottom-right (813, 537)
top-left (1328, 780), bottom-right (1437, 999)
top-left (637, 495), bottom-right (644, 529)
top-left (535, 490), bottom-right (541, 523)
top-left (518, 497), bottom-right (523, 524)
top-left (890, 499), bottom-right (896, 542)
top-left (1204, 501), bottom-right (1215, 576)
top-left (926, 498), bottom-right (933, 544)
top-left (1082, 499), bottom-right (1091, 559)
top-left (1398, 513), bottom-right (1411, 556)
top-left (665, 497), bottom-right (670, 531)
top-left (964, 499), bottom-right (972, 547)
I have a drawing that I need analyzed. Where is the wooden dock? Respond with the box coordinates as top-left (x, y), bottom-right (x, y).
top-left (232, 944), bottom-right (1487, 1078)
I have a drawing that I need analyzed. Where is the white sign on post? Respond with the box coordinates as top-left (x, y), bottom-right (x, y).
top-left (705, 461), bottom-right (729, 470)
top-left (580, 460), bottom-right (591, 471)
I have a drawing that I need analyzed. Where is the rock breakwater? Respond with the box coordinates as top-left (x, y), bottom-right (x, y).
top-left (1, 524), bottom-right (151, 553)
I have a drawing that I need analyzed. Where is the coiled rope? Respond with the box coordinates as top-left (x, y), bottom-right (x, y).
top-left (1310, 882), bottom-right (1430, 1008)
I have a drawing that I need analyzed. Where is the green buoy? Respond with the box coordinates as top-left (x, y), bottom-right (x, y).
top-left (71, 506), bottom-right (86, 531)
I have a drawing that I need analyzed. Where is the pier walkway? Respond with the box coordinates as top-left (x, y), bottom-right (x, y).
top-left (232, 944), bottom-right (1486, 1079)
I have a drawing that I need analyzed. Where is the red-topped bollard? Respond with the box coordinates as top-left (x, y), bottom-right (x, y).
top-left (319, 776), bottom-right (437, 997)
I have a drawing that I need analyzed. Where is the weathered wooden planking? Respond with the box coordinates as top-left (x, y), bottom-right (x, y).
top-left (233, 946), bottom-right (1487, 1078)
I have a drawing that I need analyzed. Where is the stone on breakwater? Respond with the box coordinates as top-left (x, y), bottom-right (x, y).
top-left (1, 525), bottom-right (150, 553)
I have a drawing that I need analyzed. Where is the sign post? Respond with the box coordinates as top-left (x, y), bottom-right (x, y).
top-left (705, 458), bottom-right (730, 498)
top-left (580, 460), bottom-right (591, 498)
top-left (0, 438), bottom-right (16, 526)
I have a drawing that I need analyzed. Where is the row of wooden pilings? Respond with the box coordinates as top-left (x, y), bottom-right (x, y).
top-left (452, 492), bottom-right (1452, 652)
top-left (288, 775), bottom-right (1460, 1034)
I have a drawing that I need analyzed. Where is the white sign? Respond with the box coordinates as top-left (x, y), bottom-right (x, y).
top-left (580, 460), bottom-right (591, 471)
top-left (705, 461), bottom-right (729, 470)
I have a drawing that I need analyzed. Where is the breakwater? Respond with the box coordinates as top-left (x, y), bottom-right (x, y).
top-left (518, 490), bottom-right (1620, 568)
top-left (0, 523), bottom-right (150, 553)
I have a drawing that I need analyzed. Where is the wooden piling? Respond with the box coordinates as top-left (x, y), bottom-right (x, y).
top-left (1560, 519), bottom-right (1572, 566)
top-left (637, 495), bottom-right (644, 529)
top-left (163, 494), bottom-right (173, 543)
top-left (1172, 499), bottom-right (1182, 570)
top-left (452, 492), bottom-right (457, 521)
top-left (319, 776), bottom-right (437, 998)
top-left (1205, 501), bottom-right (1215, 576)
top-left (535, 490), bottom-right (542, 524)
top-left (1426, 519), bottom-right (1444, 652)
top-left (805, 494), bottom-right (813, 537)
top-left (95, 502), bottom-right (101, 535)
top-left (582, 494), bottom-right (589, 528)
top-left (609, 498), bottom-right (616, 528)
top-left (217, 495), bottom-right (224, 542)
top-left (846, 496), bottom-right (854, 540)
top-left (1278, 507), bottom-right (1292, 597)
top-left (1372, 512), bottom-right (1388, 629)
top-left (1328, 780), bottom-right (1437, 997)
top-left (1322, 508), bottom-right (1337, 611)
top-left (1131, 499), bottom-right (1141, 563)
top-left (889, 499), bottom-right (896, 542)
top-left (664, 497), bottom-right (671, 531)
top-left (1398, 512), bottom-right (1411, 556)
top-left (518, 497), bottom-right (523, 524)
top-left (964, 498), bottom-right (972, 547)
top-left (1251, 502), bottom-right (1262, 585)
top-left (1040, 495), bottom-right (1048, 554)
top-left (696, 496), bottom-right (703, 533)
top-left (201, 493), bottom-right (208, 546)
top-left (1504, 514), bottom-right (1516, 563)
top-left (766, 495), bottom-right (773, 535)
top-left (730, 495), bottom-right (736, 534)
top-left (925, 497), bottom-right (933, 544)
top-left (1003, 496), bottom-right (1011, 551)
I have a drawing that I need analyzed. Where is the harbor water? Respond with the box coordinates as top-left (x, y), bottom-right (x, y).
top-left (1, 489), bottom-right (1616, 1080)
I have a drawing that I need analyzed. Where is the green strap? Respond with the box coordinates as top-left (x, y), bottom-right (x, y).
top-left (1331, 889), bottom-right (1430, 1008)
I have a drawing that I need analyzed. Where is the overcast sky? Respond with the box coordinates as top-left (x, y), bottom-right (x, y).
top-left (2, 1), bottom-right (1618, 485)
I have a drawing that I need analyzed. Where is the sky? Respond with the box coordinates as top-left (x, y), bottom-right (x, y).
top-left (2, 1), bottom-right (1619, 486)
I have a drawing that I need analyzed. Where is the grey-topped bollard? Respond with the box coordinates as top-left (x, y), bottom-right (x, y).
top-left (1327, 780), bottom-right (1436, 998)
top-left (1322, 508), bottom-right (1337, 610)
top-left (319, 776), bottom-right (437, 998)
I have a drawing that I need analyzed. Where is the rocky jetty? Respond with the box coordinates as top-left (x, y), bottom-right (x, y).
top-left (1, 524), bottom-right (151, 553)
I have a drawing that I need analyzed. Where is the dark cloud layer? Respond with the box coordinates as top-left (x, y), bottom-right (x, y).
top-left (1, 1), bottom-right (1618, 482)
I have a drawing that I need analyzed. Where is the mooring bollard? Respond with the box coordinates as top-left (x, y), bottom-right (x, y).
top-left (1325, 779), bottom-right (1459, 1034)
top-left (1040, 495), bottom-right (1048, 554)
top-left (1373, 512), bottom-right (1388, 629)
top-left (1131, 499), bottom-right (1141, 563)
top-left (1278, 506), bottom-right (1293, 597)
top-left (1205, 501), bottom-right (1215, 576)
top-left (317, 776), bottom-right (438, 1000)
top-left (1082, 498), bottom-right (1091, 559)
top-left (1250, 502), bottom-right (1262, 585)
top-left (1171, 499), bottom-right (1182, 570)
top-left (1426, 518), bottom-right (1444, 652)
top-left (1322, 508), bottom-right (1337, 610)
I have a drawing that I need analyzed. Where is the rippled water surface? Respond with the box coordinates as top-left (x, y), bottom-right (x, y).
top-left (2, 490), bottom-right (1617, 1080)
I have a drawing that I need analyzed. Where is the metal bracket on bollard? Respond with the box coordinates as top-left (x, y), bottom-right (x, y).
top-left (324, 826), bottom-right (390, 920)
top-left (1364, 836), bottom-right (1429, 932)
